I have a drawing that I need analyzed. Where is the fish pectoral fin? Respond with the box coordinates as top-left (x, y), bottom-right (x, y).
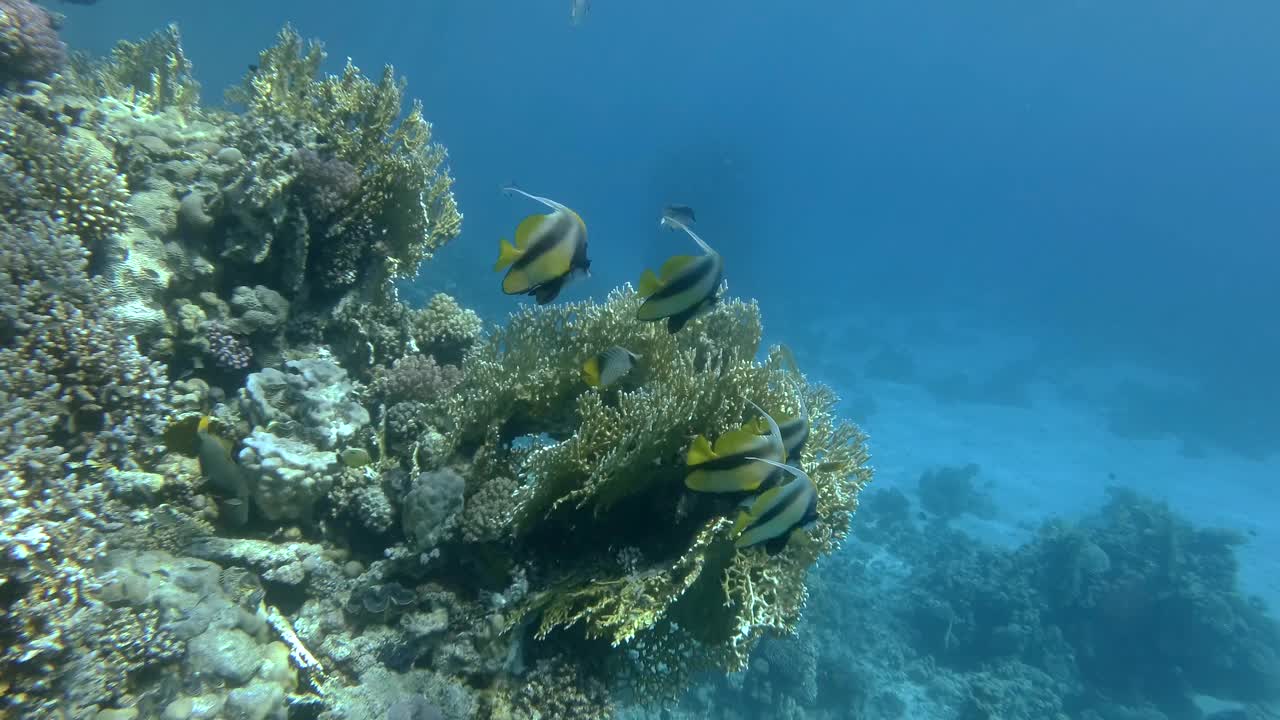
top-left (729, 509), bottom-right (752, 537)
top-left (659, 254), bottom-right (699, 280)
top-left (514, 214), bottom-right (547, 248)
top-left (638, 269), bottom-right (662, 298)
top-left (495, 238), bottom-right (522, 272)
top-left (686, 435), bottom-right (717, 466)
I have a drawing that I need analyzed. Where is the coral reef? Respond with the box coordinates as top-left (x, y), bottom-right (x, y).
top-left (917, 462), bottom-right (996, 521)
top-left (656, 485), bottom-right (1280, 720)
top-left (0, 18), bottom-right (880, 720)
top-left (0, 0), bottom-right (66, 86)
top-left (221, 24), bottom-right (461, 295)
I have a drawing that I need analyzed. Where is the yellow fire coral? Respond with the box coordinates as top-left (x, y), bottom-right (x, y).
top-left (449, 288), bottom-right (872, 700)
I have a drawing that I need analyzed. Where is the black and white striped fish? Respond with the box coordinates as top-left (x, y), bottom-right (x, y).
top-left (495, 186), bottom-right (590, 305)
top-left (732, 457), bottom-right (819, 554)
top-left (685, 400), bottom-right (786, 494)
top-left (636, 217), bottom-right (722, 333)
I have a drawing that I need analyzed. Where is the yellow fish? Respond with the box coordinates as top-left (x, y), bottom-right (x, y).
top-left (495, 185), bottom-right (590, 305)
top-left (731, 457), bottom-right (819, 554)
top-left (636, 217), bottom-right (723, 333)
top-left (685, 400), bottom-right (785, 493)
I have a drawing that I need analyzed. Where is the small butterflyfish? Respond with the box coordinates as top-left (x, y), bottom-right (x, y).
top-left (582, 346), bottom-right (640, 389)
top-left (661, 204), bottom-right (696, 229)
top-left (731, 457), bottom-right (819, 554)
top-left (636, 216), bottom-right (723, 333)
top-left (495, 185), bottom-right (590, 305)
top-left (685, 400), bottom-right (786, 493)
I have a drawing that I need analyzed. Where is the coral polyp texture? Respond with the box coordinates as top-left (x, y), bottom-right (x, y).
top-left (0, 18), bottom-right (874, 720)
top-left (0, 0), bottom-right (66, 85)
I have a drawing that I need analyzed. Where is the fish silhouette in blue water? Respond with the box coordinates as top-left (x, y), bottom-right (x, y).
top-left (661, 204), bottom-right (696, 229)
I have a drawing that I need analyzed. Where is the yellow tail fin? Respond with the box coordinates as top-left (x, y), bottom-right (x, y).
top-left (494, 238), bottom-right (522, 272)
top-left (638, 269), bottom-right (662, 298)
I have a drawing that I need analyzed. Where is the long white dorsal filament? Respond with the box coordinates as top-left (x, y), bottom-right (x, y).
top-left (662, 216), bottom-right (715, 256)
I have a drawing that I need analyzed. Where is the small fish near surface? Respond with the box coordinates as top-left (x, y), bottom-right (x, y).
top-left (636, 217), bottom-right (723, 333)
top-left (570, 0), bottom-right (591, 26)
top-left (495, 185), bottom-right (590, 305)
top-left (685, 400), bottom-right (786, 494)
top-left (582, 346), bottom-right (641, 389)
top-left (661, 204), bottom-right (696, 229)
top-left (731, 457), bottom-right (820, 554)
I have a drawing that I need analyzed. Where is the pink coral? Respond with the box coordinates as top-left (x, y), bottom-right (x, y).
top-left (0, 0), bottom-right (67, 85)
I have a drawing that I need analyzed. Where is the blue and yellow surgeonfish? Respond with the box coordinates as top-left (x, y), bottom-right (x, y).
top-left (494, 185), bottom-right (590, 305)
top-left (731, 457), bottom-right (819, 554)
top-left (685, 400), bottom-right (786, 494)
top-left (636, 216), bottom-right (723, 334)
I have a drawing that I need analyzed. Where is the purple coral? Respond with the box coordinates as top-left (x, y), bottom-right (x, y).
top-left (0, 0), bottom-right (67, 85)
top-left (292, 147), bottom-right (358, 222)
top-left (369, 354), bottom-right (461, 404)
top-left (207, 325), bottom-right (253, 369)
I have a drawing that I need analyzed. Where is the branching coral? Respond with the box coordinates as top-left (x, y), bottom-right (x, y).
top-left (83, 23), bottom-right (201, 115)
top-left (448, 287), bottom-right (872, 700)
top-left (0, 213), bottom-right (173, 715)
top-left (0, 102), bottom-right (130, 253)
top-left (370, 354), bottom-right (462, 449)
top-left (223, 25), bottom-right (461, 292)
top-left (0, 212), bottom-right (170, 464)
